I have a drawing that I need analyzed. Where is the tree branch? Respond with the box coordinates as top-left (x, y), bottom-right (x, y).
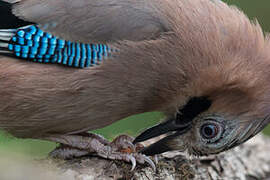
top-left (1, 134), bottom-right (269, 180)
top-left (50, 134), bottom-right (270, 179)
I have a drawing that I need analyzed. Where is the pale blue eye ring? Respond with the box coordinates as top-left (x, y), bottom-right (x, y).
top-left (201, 123), bottom-right (219, 139)
top-left (200, 120), bottom-right (224, 143)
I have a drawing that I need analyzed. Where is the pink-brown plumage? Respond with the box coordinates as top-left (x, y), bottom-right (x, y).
top-left (0, 0), bottom-right (269, 160)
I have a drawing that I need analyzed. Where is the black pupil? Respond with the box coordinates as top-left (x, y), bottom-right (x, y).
top-left (201, 124), bottom-right (218, 139)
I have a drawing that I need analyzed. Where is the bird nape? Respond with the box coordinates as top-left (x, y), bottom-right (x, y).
top-left (0, 0), bottom-right (270, 171)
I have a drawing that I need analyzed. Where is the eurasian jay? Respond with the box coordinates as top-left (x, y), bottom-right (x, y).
top-left (0, 0), bottom-right (269, 171)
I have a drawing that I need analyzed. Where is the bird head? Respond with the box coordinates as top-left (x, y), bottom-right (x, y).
top-left (133, 0), bottom-right (270, 156)
top-left (134, 70), bottom-right (270, 156)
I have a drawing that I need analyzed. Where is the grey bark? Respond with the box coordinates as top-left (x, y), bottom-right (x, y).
top-left (0, 134), bottom-right (269, 180)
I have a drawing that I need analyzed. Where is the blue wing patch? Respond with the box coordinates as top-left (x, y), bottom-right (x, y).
top-left (0, 25), bottom-right (113, 68)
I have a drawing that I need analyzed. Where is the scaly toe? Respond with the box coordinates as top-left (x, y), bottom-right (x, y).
top-left (133, 153), bottom-right (156, 172)
top-left (49, 145), bottom-right (89, 159)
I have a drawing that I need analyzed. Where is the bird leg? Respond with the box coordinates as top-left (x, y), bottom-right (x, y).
top-left (45, 132), bottom-right (156, 171)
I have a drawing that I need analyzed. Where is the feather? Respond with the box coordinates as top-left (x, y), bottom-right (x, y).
top-left (0, 25), bottom-right (113, 68)
top-left (8, 0), bottom-right (167, 43)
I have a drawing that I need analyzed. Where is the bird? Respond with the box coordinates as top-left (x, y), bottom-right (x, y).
top-left (0, 0), bottom-right (269, 171)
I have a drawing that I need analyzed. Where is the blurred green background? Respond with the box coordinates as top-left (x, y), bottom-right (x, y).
top-left (0, 0), bottom-right (270, 158)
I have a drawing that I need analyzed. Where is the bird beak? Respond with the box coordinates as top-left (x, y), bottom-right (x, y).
top-left (133, 117), bottom-right (191, 155)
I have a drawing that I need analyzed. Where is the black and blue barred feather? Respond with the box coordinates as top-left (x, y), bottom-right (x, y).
top-left (0, 25), bottom-right (113, 68)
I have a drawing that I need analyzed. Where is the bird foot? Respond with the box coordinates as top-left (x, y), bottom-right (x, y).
top-left (46, 133), bottom-right (156, 171)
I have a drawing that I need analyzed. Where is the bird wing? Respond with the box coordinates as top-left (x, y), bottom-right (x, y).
top-left (3, 0), bottom-right (167, 43)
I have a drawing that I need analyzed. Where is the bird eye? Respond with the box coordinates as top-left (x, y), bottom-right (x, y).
top-left (200, 123), bottom-right (219, 140)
